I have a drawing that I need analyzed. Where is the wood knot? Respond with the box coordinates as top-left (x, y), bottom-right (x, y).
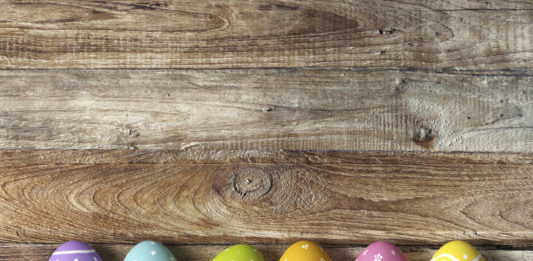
top-left (231, 168), bottom-right (272, 200)
top-left (128, 129), bottom-right (140, 137)
top-left (395, 78), bottom-right (409, 92)
top-left (378, 28), bottom-right (397, 35)
top-left (413, 125), bottom-right (436, 149)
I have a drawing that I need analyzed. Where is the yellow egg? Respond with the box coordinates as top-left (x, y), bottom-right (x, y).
top-left (431, 241), bottom-right (484, 261)
top-left (280, 241), bottom-right (331, 261)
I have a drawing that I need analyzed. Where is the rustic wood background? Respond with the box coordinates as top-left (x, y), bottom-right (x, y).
top-left (1, 0), bottom-right (533, 260)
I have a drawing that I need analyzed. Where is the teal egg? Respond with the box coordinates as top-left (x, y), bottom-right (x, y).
top-left (124, 241), bottom-right (177, 261)
top-left (212, 244), bottom-right (264, 261)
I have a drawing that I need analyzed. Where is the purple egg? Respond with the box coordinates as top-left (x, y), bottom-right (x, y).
top-left (48, 241), bottom-right (102, 261)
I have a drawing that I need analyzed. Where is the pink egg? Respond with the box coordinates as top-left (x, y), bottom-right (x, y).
top-left (356, 241), bottom-right (407, 261)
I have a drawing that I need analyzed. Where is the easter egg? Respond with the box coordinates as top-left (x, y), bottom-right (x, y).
top-left (124, 240), bottom-right (177, 261)
top-left (212, 244), bottom-right (264, 261)
top-left (48, 240), bottom-right (102, 261)
top-left (280, 240), bottom-right (331, 261)
top-left (355, 241), bottom-right (407, 261)
top-left (431, 241), bottom-right (484, 261)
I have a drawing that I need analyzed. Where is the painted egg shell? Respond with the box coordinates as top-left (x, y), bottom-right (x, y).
top-left (212, 244), bottom-right (264, 261)
top-left (124, 240), bottom-right (177, 261)
top-left (48, 240), bottom-right (102, 261)
top-left (355, 241), bottom-right (407, 261)
top-left (280, 240), bottom-right (331, 261)
top-left (431, 241), bottom-right (484, 261)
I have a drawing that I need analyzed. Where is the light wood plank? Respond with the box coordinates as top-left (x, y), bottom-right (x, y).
top-left (1, 69), bottom-right (532, 152)
top-left (0, 0), bottom-right (533, 69)
top-left (1, 243), bottom-right (533, 261)
top-left (1, 150), bottom-right (533, 245)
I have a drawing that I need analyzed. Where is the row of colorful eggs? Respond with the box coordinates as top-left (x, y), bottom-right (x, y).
top-left (49, 240), bottom-right (484, 261)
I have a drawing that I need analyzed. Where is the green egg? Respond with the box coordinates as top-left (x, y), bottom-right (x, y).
top-left (212, 244), bottom-right (264, 261)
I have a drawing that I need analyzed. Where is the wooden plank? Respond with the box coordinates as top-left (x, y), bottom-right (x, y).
top-left (1, 69), bottom-right (532, 152)
top-left (1, 150), bottom-right (533, 245)
top-left (1, 243), bottom-right (533, 261)
top-left (0, 0), bottom-right (532, 69)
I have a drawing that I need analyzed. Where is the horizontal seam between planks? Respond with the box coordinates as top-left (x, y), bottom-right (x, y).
top-left (1, 243), bottom-right (533, 250)
top-left (0, 67), bottom-right (531, 76)
top-left (2, 162), bottom-right (533, 167)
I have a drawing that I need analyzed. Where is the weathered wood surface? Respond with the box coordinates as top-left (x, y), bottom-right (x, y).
top-left (2, 243), bottom-right (533, 261)
top-left (0, 0), bottom-right (533, 69)
top-left (2, 0), bottom-right (533, 257)
top-left (1, 150), bottom-right (532, 245)
top-left (1, 69), bottom-right (532, 152)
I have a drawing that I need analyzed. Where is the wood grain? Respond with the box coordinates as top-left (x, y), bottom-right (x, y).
top-left (2, 243), bottom-right (533, 261)
top-left (1, 150), bottom-right (533, 246)
top-left (2, 0), bottom-right (533, 257)
top-left (2, 69), bottom-right (532, 152)
top-left (0, 0), bottom-right (532, 69)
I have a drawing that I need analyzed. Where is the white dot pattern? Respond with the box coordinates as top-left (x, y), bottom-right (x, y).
top-left (125, 242), bottom-right (179, 261)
